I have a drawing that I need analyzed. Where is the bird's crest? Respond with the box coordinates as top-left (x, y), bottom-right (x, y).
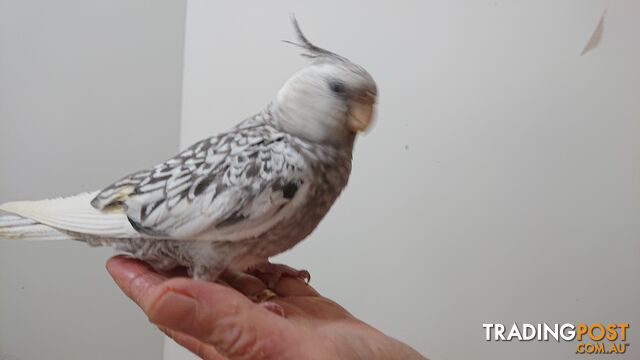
top-left (284, 15), bottom-right (346, 61)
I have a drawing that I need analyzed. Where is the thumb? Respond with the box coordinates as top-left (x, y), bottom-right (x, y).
top-left (107, 256), bottom-right (295, 359)
top-left (149, 278), bottom-right (294, 358)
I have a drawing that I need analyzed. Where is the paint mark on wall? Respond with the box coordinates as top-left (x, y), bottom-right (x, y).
top-left (581, 10), bottom-right (606, 56)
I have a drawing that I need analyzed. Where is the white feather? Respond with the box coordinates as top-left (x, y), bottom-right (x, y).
top-left (0, 192), bottom-right (138, 239)
top-left (0, 215), bottom-right (75, 241)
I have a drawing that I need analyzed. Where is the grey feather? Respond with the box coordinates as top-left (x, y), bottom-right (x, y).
top-left (283, 15), bottom-right (346, 60)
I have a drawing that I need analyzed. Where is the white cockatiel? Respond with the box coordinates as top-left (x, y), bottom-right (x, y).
top-left (0, 18), bottom-right (377, 282)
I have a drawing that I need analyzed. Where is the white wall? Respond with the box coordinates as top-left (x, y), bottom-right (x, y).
top-left (175, 1), bottom-right (639, 359)
top-left (0, 1), bottom-right (185, 359)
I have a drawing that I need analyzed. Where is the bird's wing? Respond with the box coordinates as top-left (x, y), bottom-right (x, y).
top-left (92, 126), bottom-right (308, 241)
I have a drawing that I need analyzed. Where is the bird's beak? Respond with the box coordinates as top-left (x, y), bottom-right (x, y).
top-left (347, 92), bottom-right (376, 133)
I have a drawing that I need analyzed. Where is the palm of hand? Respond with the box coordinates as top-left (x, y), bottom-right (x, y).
top-left (107, 256), bottom-right (424, 360)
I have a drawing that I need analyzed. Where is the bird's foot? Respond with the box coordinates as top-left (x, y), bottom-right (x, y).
top-left (248, 262), bottom-right (311, 289)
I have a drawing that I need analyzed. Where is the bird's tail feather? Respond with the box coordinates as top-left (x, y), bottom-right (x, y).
top-left (0, 192), bottom-right (137, 241)
top-left (0, 214), bottom-right (75, 241)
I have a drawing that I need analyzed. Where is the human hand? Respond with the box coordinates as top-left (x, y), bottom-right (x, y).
top-left (106, 256), bottom-right (426, 360)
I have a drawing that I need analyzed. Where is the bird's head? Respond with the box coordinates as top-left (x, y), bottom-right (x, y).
top-left (273, 17), bottom-right (377, 146)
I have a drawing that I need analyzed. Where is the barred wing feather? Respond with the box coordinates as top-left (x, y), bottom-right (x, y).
top-left (92, 126), bottom-right (308, 241)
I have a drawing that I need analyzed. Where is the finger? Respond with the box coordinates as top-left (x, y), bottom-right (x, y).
top-left (219, 269), bottom-right (268, 298)
top-left (241, 269), bottom-right (319, 297)
top-left (160, 327), bottom-right (224, 360)
top-left (106, 255), bottom-right (167, 309)
top-left (149, 279), bottom-right (296, 358)
top-left (270, 276), bottom-right (320, 297)
top-left (106, 256), bottom-right (227, 357)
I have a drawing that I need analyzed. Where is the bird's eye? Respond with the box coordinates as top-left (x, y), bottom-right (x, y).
top-left (329, 80), bottom-right (346, 94)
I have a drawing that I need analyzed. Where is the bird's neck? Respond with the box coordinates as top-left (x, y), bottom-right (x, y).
top-left (270, 92), bottom-right (355, 147)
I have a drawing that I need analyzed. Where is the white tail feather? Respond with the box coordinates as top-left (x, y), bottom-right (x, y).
top-left (0, 192), bottom-right (138, 240)
top-left (0, 215), bottom-right (76, 241)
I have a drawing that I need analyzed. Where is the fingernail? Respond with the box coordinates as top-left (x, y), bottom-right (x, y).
top-left (260, 301), bottom-right (286, 317)
top-left (150, 291), bottom-right (199, 327)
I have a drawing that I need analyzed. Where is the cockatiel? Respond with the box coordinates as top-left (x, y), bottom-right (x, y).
top-left (0, 18), bottom-right (377, 282)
